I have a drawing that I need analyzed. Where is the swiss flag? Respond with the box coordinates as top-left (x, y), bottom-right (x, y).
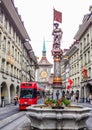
top-left (67, 78), bottom-right (73, 90)
top-left (67, 85), bottom-right (71, 90)
top-left (82, 67), bottom-right (88, 78)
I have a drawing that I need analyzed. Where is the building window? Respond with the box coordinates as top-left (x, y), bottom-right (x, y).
top-left (0, 8), bottom-right (3, 23)
top-left (77, 52), bottom-right (78, 59)
top-left (7, 41), bottom-right (10, 54)
top-left (9, 23), bottom-right (11, 34)
top-left (17, 68), bottom-right (18, 78)
top-left (78, 77), bottom-right (80, 85)
top-left (13, 30), bottom-right (15, 39)
top-left (80, 42), bottom-right (82, 52)
top-left (84, 38), bottom-right (86, 48)
top-left (18, 52), bottom-right (19, 62)
top-left (2, 37), bottom-right (6, 52)
top-left (77, 63), bottom-right (79, 73)
top-left (4, 17), bottom-right (7, 29)
top-left (6, 62), bottom-right (9, 74)
top-left (1, 59), bottom-right (5, 72)
top-left (19, 70), bottom-right (21, 79)
top-left (88, 51), bottom-right (90, 63)
top-left (14, 67), bottom-right (16, 77)
top-left (87, 34), bottom-right (89, 44)
top-left (84, 53), bottom-right (87, 65)
top-left (0, 32), bottom-right (1, 49)
top-left (12, 45), bottom-right (14, 57)
top-left (81, 56), bottom-right (83, 67)
top-left (15, 49), bottom-right (17, 61)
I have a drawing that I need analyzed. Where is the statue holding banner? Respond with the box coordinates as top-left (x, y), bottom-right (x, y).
top-left (52, 23), bottom-right (62, 48)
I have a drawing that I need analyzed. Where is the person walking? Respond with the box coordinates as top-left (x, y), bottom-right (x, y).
top-left (75, 92), bottom-right (79, 103)
top-left (1, 96), bottom-right (5, 107)
top-left (72, 93), bottom-right (75, 102)
top-left (13, 94), bottom-right (18, 105)
top-left (89, 93), bottom-right (92, 104)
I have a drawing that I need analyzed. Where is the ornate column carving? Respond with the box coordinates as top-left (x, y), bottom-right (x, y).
top-left (51, 23), bottom-right (63, 100)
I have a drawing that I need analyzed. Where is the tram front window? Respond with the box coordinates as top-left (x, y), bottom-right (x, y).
top-left (20, 89), bottom-right (37, 98)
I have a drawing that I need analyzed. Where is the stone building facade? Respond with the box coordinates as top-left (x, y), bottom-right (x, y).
top-left (0, 0), bottom-right (38, 105)
top-left (62, 6), bottom-right (92, 102)
top-left (62, 42), bottom-right (80, 95)
top-left (74, 6), bottom-right (92, 102)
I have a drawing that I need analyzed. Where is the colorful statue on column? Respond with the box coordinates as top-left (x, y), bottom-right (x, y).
top-left (52, 23), bottom-right (62, 49)
top-left (52, 23), bottom-right (63, 57)
top-left (51, 23), bottom-right (63, 100)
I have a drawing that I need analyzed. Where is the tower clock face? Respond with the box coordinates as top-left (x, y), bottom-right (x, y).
top-left (41, 71), bottom-right (47, 78)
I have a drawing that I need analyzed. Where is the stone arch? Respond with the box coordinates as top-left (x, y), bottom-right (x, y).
top-left (16, 85), bottom-right (19, 95)
top-left (87, 83), bottom-right (92, 93)
top-left (10, 84), bottom-right (15, 103)
top-left (1, 81), bottom-right (8, 104)
top-left (80, 87), bottom-right (84, 102)
top-left (86, 83), bottom-right (92, 102)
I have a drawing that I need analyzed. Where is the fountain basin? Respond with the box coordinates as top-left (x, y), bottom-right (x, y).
top-left (26, 104), bottom-right (91, 130)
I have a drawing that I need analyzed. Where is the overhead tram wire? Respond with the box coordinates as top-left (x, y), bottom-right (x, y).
top-left (31, 40), bottom-right (73, 44)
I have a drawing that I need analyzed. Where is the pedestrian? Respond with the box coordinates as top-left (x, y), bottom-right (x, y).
top-left (1, 96), bottom-right (5, 107)
top-left (89, 93), bottom-right (92, 104)
top-left (72, 93), bottom-right (75, 102)
top-left (13, 94), bottom-right (18, 105)
top-left (75, 93), bottom-right (79, 103)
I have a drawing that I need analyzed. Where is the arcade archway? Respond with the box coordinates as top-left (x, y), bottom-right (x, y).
top-left (1, 82), bottom-right (8, 104)
top-left (10, 84), bottom-right (15, 103)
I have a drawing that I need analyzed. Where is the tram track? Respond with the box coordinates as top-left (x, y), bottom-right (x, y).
top-left (0, 109), bottom-right (19, 120)
top-left (0, 111), bottom-right (25, 129)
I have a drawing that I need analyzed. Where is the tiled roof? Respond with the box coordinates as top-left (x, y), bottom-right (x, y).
top-left (39, 56), bottom-right (52, 66)
top-left (39, 40), bottom-right (53, 66)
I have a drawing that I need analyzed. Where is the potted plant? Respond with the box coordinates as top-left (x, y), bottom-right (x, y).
top-left (44, 97), bottom-right (71, 109)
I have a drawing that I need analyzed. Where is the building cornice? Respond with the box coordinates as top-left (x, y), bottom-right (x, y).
top-left (63, 41), bottom-right (79, 59)
top-left (1, 0), bottom-right (30, 41)
top-left (74, 14), bottom-right (92, 40)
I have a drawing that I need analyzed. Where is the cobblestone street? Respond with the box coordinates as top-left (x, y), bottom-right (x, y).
top-left (1, 102), bottom-right (92, 130)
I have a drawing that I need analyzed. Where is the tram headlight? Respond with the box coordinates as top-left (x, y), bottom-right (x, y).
top-left (24, 102), bottom-right (28, 104)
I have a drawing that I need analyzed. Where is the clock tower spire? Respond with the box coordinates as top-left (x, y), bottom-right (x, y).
top-left (42, 39), bottom-right (46, 57)
top-left (36, 39), bottom-right (53, 90)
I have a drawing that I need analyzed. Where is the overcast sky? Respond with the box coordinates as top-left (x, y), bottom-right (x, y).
top-left (14, 0), bottom-right (92, 63)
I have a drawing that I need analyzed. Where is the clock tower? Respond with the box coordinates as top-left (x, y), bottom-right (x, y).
top-left (36, 40), bottom-right (53, 89)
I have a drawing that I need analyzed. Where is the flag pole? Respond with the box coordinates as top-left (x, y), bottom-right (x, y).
top-left (53, 7), bottom-right (54, 30)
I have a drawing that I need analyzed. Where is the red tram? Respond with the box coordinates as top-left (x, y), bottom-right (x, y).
top-left (19, 82), bottom-right (45, 110)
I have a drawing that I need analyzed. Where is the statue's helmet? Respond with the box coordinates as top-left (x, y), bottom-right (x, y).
top-left (54, 23), bottom-right (59, 27)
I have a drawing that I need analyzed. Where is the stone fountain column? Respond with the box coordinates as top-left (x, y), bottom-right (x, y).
top-left (51, 23), bottom-right (63, 100)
